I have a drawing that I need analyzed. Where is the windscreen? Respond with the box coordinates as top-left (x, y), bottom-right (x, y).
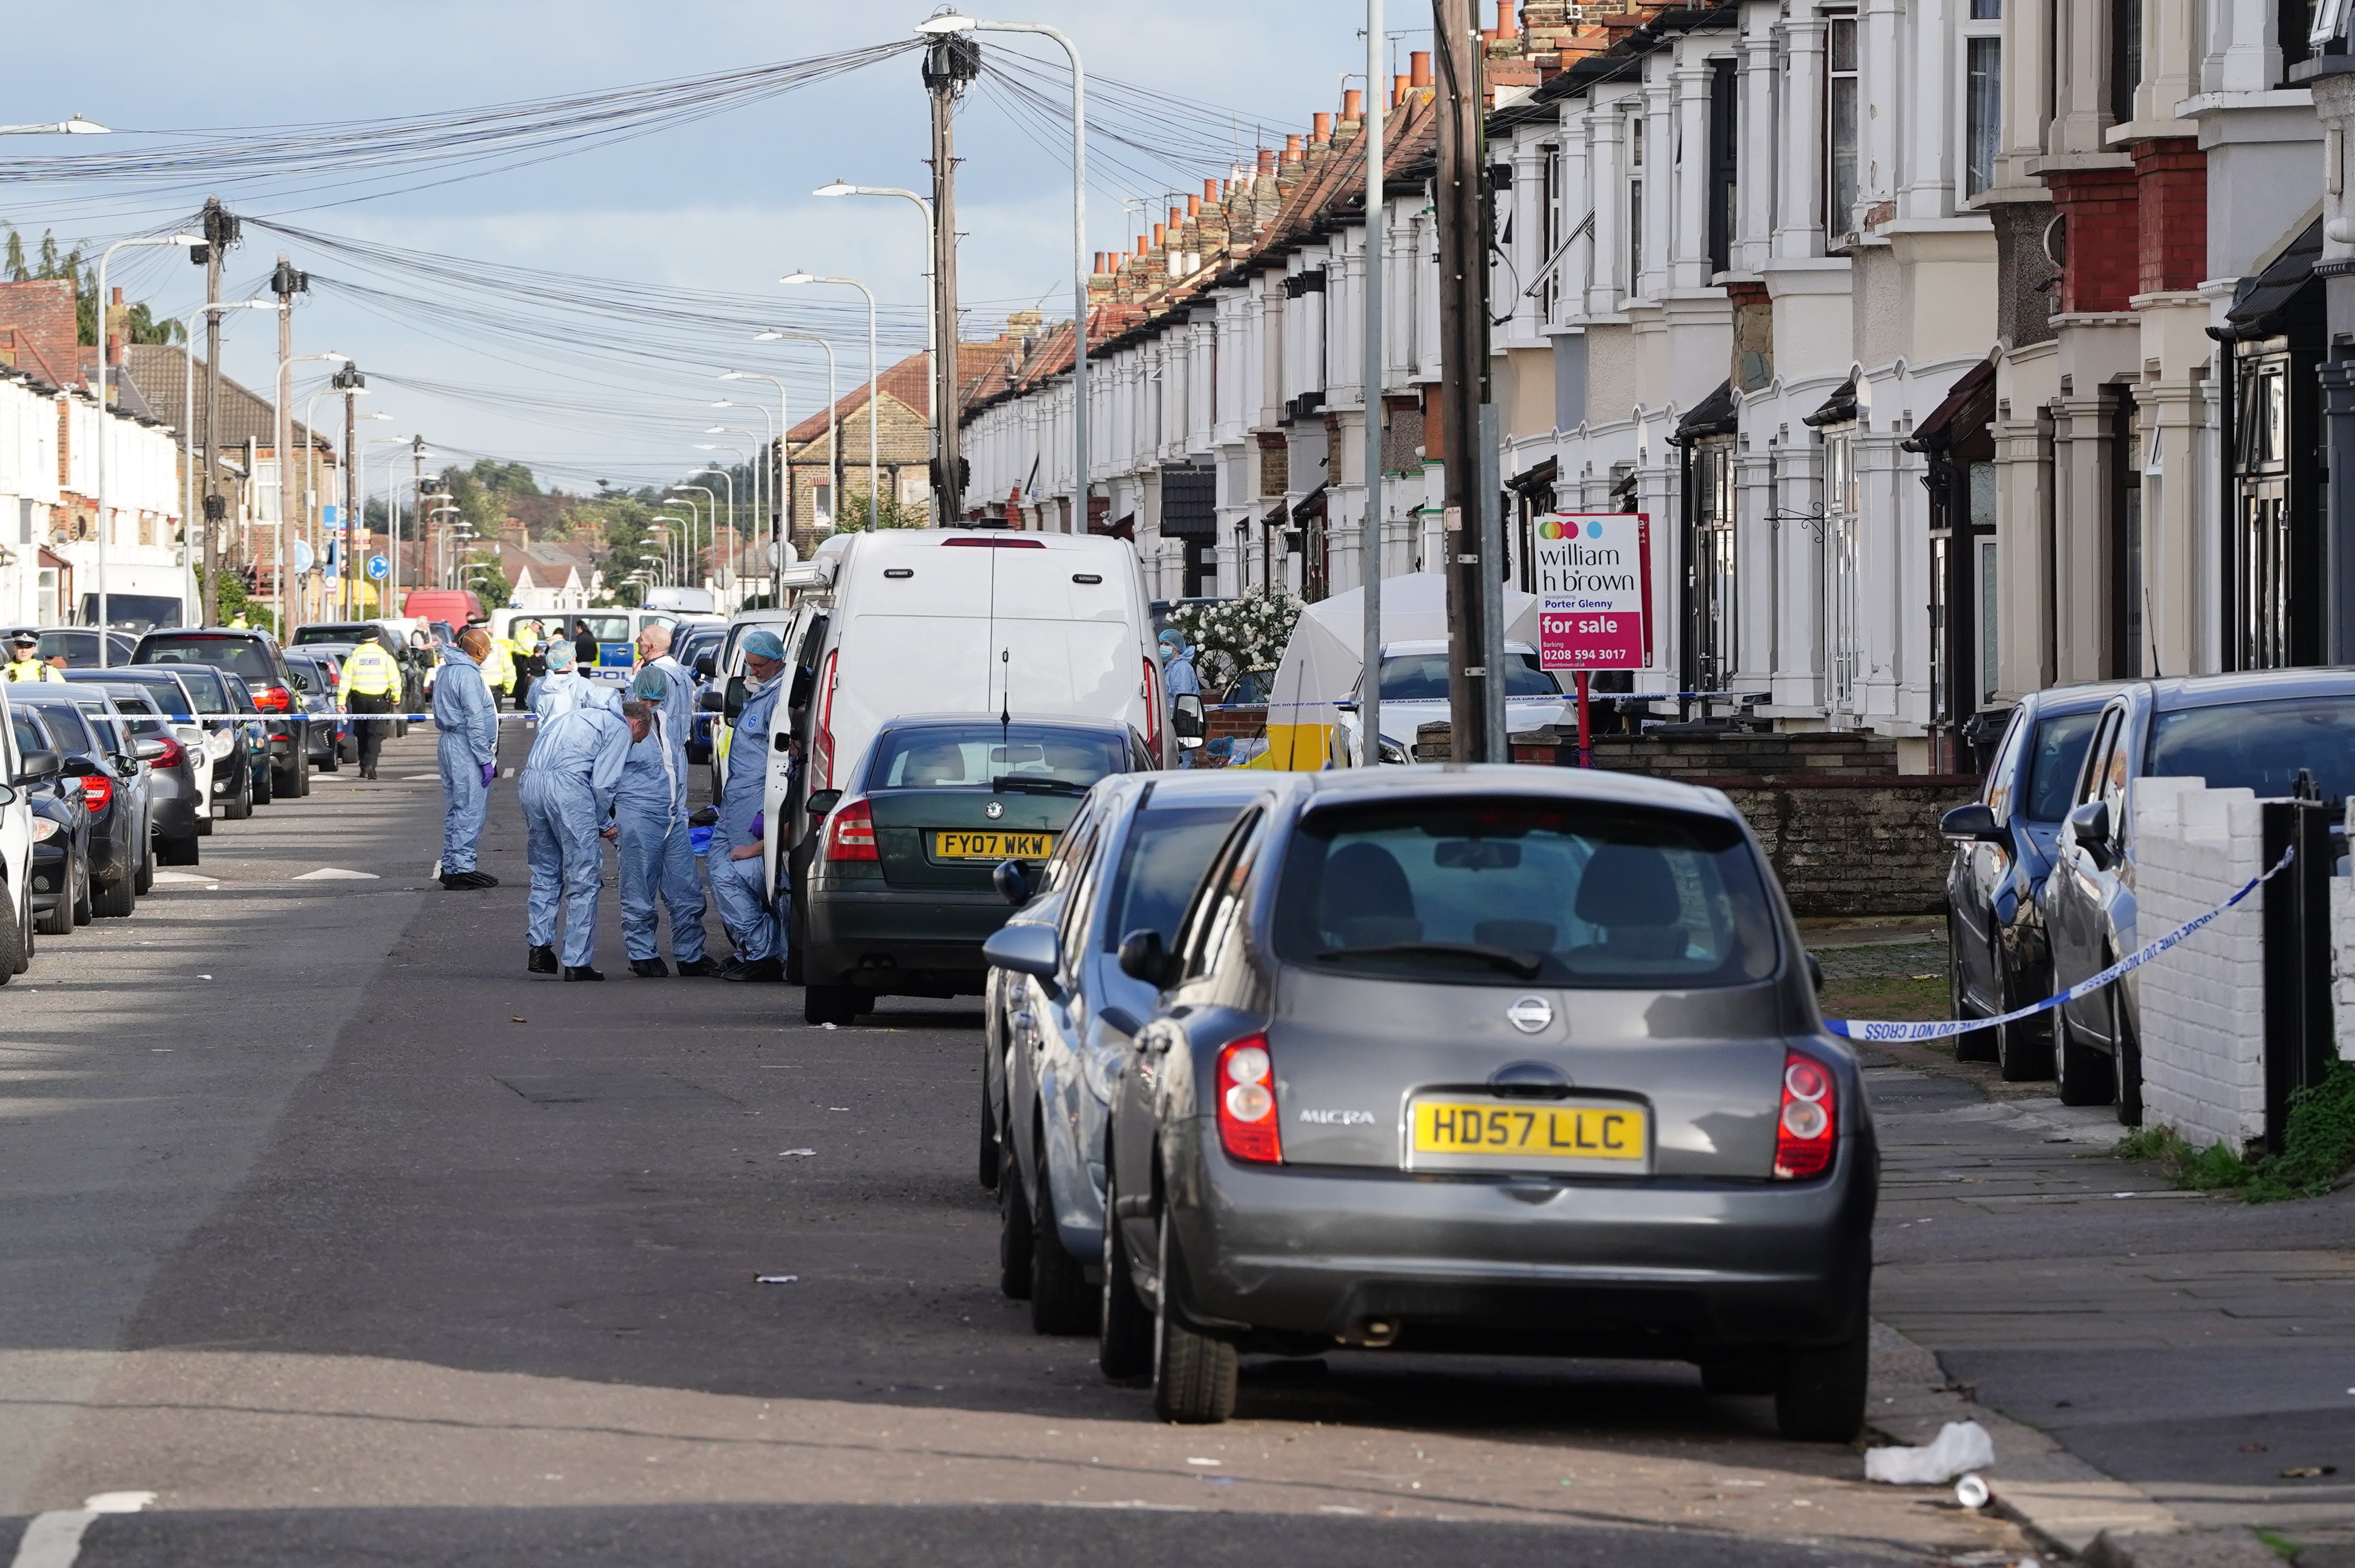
top-left (171, 666), bottom-right (229, 714)
top-left (139, 636), bottom-right (277, 685)
top-left (79, 593), bottom-right (182, 632)
top-left (1274, 799), bottom-right (1779, 989)
top-left (2023, 710), bottom-right (2102, 823)
top-left (1380, 651), bottom-right (1560, 700)
top-left (2148, 697), bottom-right (2355, 802)
top-left (128, 678), bottom-right (194, 720)
top-left (1101, 803), bottom-right (1249, 951)
top-left (34, 631), bottom-right (93, 666)
top-left (864, 723), bottom-right (1126, 792)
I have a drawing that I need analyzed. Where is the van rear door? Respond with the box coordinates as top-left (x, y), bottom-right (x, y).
top-left (988, 544), bottom-right (1140, 727)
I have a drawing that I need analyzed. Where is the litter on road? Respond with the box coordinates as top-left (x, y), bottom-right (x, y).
top-left (1864, 1420), bottom-right (1996, 1485)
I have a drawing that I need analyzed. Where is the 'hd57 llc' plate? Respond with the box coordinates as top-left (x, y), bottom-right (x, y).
top-left (1407, 1097), bottom-right (1650, 1173)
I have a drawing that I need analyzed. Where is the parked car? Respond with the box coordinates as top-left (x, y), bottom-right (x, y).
top-left (220, 674), bottom-right (279, 807)
top-left (1939, 684), bottom-right (2118, 1079)
top-left (283, 651), bottom-right (347, 773)
top-left (2042, 670), bottom-right (2355, 1121)
top-left (1332, 639), bottom-right (1571, 767)
top-left (89, 687), bottom-right (204, 866)
top-left (31, 628), bottom-right (139, 668)
top-left (13, 690), bottom-right (148, 916)
top-left (11, 708), bottom-right (92, 934)
top-left (676, 625), bottom-right (725, 763)
top-left (799, 715), bottom-right (1157, 1026)
top-left (0, 687), bottom-right (67, 975)
top-left (130, 627), bottom-right (312, 798)
top-left (66, 667), bottom-right (222, 837)
top-left (984, 772), bottom-right (1263, 1333)
top-left (1061, 766), bottom-right (1873, 1437)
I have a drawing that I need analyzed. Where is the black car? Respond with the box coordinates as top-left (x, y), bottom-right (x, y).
top-left (283, 651), bottom-right (347, 773)
top-left (21, 628), bottom-right (140, 669)
top-left (1939, 684), bottom-right (2118, 1081)
top-left (11, 709), bottom-right (92, 935)
top-left (66, 667), bottom-right (224, 837)
top-left (131, 628), bottom-right (312, 799)
top-left (799, 715), bottom-right (1157, 1026)
top-left (14, 692), bottom-right (146, 917)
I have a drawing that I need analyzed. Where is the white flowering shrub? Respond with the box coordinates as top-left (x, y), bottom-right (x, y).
top-left (1169, 590), bottom-right (1301, 697)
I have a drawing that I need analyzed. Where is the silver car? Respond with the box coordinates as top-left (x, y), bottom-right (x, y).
top-left (1079, 766), bottom-right (1876, 1436)
top-left (983, 773), bottom-right (1264, 1334)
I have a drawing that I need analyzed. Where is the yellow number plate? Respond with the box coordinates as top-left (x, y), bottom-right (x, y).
top-left (935, 831), bottom-right (1056, 862)
top-left (1411, 1100), bottom-right (1647, 1161)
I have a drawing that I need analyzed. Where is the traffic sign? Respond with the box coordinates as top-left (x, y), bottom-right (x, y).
top-left (366, 554), bottom-right (389, 581)
top-left (292, 539), bottom-right (315, 574)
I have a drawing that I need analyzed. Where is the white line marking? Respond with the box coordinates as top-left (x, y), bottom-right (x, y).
top-left (9, 1492), bottom-right (154, 1568)
top-left (150, 871), bottom-right (213, 886)
top-left (292, 868), bottom-right (379, 881)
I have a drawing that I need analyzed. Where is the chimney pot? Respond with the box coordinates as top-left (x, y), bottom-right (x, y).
top-left (1285, 133), bottom-right (1304, 158)
top-left (1186, 194), bottom-right (1200, 218)
top-left (1498, 0), bottom-right (1516, 33)
top-left (1135, 235), bottom-right (1149, 256)
top-left (1204, 176), bottom-right (1220, 202)
top-left (1411, 50), bottom-right (1433, 87)
top-left (1258, 147), bottom-right (1278, 173)
top-left (1342, 88), bottom-right (1364, 120)
top-left (1394, 74), bottom-right (1410, 105)
top-left (1311, 111), bottom-right (1333, 143)
top-left (1153, 222), bottom-right (1167, 247)
top-left (110, 286), bottom-right (124, 305)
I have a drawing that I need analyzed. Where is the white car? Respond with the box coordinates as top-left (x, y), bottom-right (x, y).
top-left (0, 683), bottom-right (65, 978)
top-left (1332, 637), bottom-right (1575, 764)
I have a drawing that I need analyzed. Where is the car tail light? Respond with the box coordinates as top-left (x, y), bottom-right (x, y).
top-left (812, 650), bottom-right (839, 789)
top-left (151, 735), bottom-right (187, 769)
top-left (824, 797), bottom-right (877, 862)
top-left (79, 775), bottom-right (114, 814)
top-left (1142, 656), bottom-right (1162, 754)
top-left (252, 684), bottom-right (292, 713)
top-left (1215, 1033), bottom-right (1282, 1164)
top-left (1773, 1053), bottom-right (1837, 1180)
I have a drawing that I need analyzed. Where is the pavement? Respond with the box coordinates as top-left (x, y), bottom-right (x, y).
top-left (0, 721), bottom-right (2340, 1565)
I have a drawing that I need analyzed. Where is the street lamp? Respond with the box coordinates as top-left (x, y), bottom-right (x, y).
top-left (669, 484), bottom-right (717, 589)
top-left (93, 232), bottom-right (203, 662)
top-left (711, 398), bottom-right (776, 579)
top-left (696, 444), bottom-right (746, 589)
top-left (167, 299), bottom-right (275, 587)
top-left (717, 374), bottom-right (787, 589)
top-left (815, 180), bottom-right (941, 521)
top-left (352, 428), bottom-right (406, 617)
top-left (751, 330), bottom-right (839, 534)
top-left (914, 13), bottom-right (1089, 532)
top-left (428, 504), bottom-right (461, 589)
top-left (0, 115), bottom-right (108, 135)
top-left (780, 271), bottom-right (879, 530)
top-left (273, 352), bottom-right (347, 635)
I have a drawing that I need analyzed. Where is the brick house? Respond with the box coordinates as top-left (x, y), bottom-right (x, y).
top-left (781, 349), bottom-right (933, 553)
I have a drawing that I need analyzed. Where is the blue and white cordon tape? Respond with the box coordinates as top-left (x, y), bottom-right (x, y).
top-left (1825, 844), bottom-right (2293, 1043)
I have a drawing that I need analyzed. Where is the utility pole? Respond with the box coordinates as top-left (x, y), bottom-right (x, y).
top-left (925, 31), bottom-right (978, 525)
top-left (405, 435), bottom-right (424, 618)
top-left (1432, 0), bottom-right (1497, 763)
top-left (1360, 0), bottom-right (1386, 766)
top-left (271, 256), bottom-right (300, 635)
top-left (194, 197), bottom-right (239, 627)
top-left (335, 363), bottom-right (364, 618)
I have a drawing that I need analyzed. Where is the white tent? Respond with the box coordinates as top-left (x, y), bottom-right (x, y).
top-left (1261, 573), bottom-right (1543, 770)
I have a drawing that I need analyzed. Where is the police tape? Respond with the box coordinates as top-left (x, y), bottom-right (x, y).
top-left (1825, 844), bottom-right (2294, 1043)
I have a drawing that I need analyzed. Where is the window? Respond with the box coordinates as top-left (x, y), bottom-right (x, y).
top-left (2111, 393), bottom-right (2143, 679)
top-left (1540, 142), bottom-right (1564, 322)
top-left (1378, 651), bottom-right (1560, 700)
top-left (1272, 800), bottom-right (1781, 990)
top-left (1179, 810), bottom-right (1264, 982)
top-left (813, 483), bottom-right (834, 531)
top-left (1826, 17), bottom-right (1859, 239)
top-left (2111, 0), bottom-right (2143, 127)
top-left (1823, 425), bottom-right (1862, 710)
top-left (1099, 802), bottom-right (1250, 951)
top-left (2148, 697), bottom-right (2355, 802)
top-left (1966, 38), bottom-right (2002, 197)
top-left (135, 635), bottom-right (278, 685)
top-left (2023, 710), bottom-right (2103, 823)
top-left (1707, 59), bottom-right (1739, 275)
top-left (1626, 114), bottom-right (1646, 294)
top-left (862, 721), bottom-right (1126, 793)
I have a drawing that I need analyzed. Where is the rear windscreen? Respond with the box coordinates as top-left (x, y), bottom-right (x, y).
top-left (128, 679), bottom-right (194, 719)
top-left (1274, 800), bottom-right (1780, 989)
top-left (1101, 804), bottom-right (1248, 950)
top-left (293, 625), bottom-right (370, 645)
top-left (139, 636), bottom-right (276, 685)
top-left (2148, 696), bottom-right (2355, 802)
top-left (864, 722), bottom-right (1126, 792)
top-left (24, 704), bottom-right (95, 756)
top-left (172, 666), bottom-right (228, 713)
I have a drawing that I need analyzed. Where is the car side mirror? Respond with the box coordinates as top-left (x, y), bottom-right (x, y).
top-left (132, 737), bottom-right (169, 762)
top-left (982, 921), bottom-right (1061, 983)
top-left (1117, 928), bottom-right (1179, 989)
top-left (992, 857), bottom-right (1032, 906)
top-left (1173, 692), bottom-right (1206, 748)
top-left (806, 788), bottom-right (842, 819)
top-left (694, 652), bottom-right (717, 679)
top-left (697, 689), bottom-right (724, 713)
top-left (723, 674), bottom-right (747, 724)
top-left (1939, 802), bottom-right (2005, 844)
top-left (2068, 800), bottom-right (2111, 847)
top-left (16, 748), bottom-right (62, 783)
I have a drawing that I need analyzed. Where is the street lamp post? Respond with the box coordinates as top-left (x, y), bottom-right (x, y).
top-left (168, 301), bottom-right (274, 599)
top-left (669, 485), bottom-right (718, 590)
top-left (691, 455), bottom-right (741, 591)
top-left (93, 232), bottom-right (204, 662)
top-left (753, 330), bottom-right (838, 535)
top-left (273, 351), bottom-right (347, 637)
top-left (815, 181), bottom-right (941, 522)
top-left (718, 372), bottom-right (788, 586)
top-left (780, 272), bottom-right (879, 530)
top-left (712, 400), bottom-right (776, 589)
top-left (651, 517), bottom-right (690, 586)
top-left (916, 14), bottom-right (1087, 533)
top-left (352, 430), bottom-right (406, 618)
top-left (701, 437), bottom-right (754, 592)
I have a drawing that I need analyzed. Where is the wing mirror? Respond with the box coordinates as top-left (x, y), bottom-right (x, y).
top-left (693, 652), bottom-right (717, 679)
top-left (132, 737), bottom-right (170, 762)
top-left (16, 748), bottom-right (61, 783)
top-left (2068, 799), bottom-right (2112, 850)
top-left (982, 921), bottom-right (1061, 989)
top-left (1172, 692), bottom-right (1206, 750)
top-left (805, 788), bottom-right (842, 820)
top-left (992, 857), bottom-right (1032, 906)
top-left (723, 673), bottom-right (747, 724)
top-left (1117, 928), bottom-right (1180, 989)
top-left (1938, 802), bottom-right (2007, 844)
top-left (697, 688), bottom-right (724, 712)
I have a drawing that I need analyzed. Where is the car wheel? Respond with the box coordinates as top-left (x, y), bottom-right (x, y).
top-left (1151, 1209), bottom-right (1236, 1425)
top-left (35, 853), bottom-right (73, 936)
top-left (72, 858), bottom-right (91, 925)
top-left (802, 983), bottom-right (859, 1027)
top-left (158, 834), bottom-right (200, 867)
top-left (251, 764), bottom-right (273, 808)
top-left (1993, 937), bottom-right (2054, 1081)
top-left (998, 1139), bottom-right (1034, 1301)
top-left (785, 889), bottom-right (808, 987)
top-left (319, 741), bottom-right (340, 774)
top-left (223, 768), bottom-right (253, 821)
top-left (1030, 1120), bottom-right (1099, 1336)
top-left (1949, 917), bottom-right (1996, 1064)
top-left (1099, 1157), bottom-right (1153, 1382)
top-left (271, 760), bottom-right (300, 798)
top-left (93, 873), bottom-right (135, 920)
top-left (0, 883), bottom-right (25, 981)
top-left (2113, 992), bottom-right (2144, 1127)
top-left (135, 842), bottom-right (153, 896)
top-left (979, 1046), bottom-right (1000, 1193)
top-left (2054, 1005), bottom-right (2116, 1107)
top-left (1700, 1358), bottom-right (1779, 1397)
top-left (1774, 1324), bottom-right (1868, 1443)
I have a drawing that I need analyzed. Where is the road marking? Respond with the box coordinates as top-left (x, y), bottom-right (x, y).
top-left (150, 872), bottom-right (214, 887)
top-left (292, 868), bottom-right (380, 881)
top-left (9, 1492), bottom-right (154, 1568)
top-left (402, 773), bottom-right (439, 782)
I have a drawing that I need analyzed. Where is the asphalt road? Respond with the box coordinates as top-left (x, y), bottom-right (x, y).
top-left (0, 722), bottom-right (2032, 1567)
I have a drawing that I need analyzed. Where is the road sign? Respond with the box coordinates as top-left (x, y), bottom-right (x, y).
top-left (366, 554), bottom-right (389, 581)
top-left (321, 505), bottom-right (340, 527)
top-left (1533, 513), bottom-right (1651, 672)
top-left (292, 540), bottom-right (315, 574)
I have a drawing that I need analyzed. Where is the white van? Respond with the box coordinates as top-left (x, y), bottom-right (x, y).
top-left (754, 529), bottom-right (1165, 940)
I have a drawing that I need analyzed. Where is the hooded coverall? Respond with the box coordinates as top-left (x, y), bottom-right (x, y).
top-left (531, 670), bottom-right (619, 722)
top-left (616, 656), bottom-right (707, 965)
top-left (432, 645), bottom-right (499, 874)
top-left (520, 704), bottom-right (635, 968)
top-left (708, 667), bottom-right (784, 964)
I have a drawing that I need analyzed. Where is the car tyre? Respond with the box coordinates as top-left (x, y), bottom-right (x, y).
top-left (134, 841), bottom-right (153, 896)
top-left (35, 852), bottom-right (73, 936)
top-left (1099, 1161), bottom-right (1152, 1382)
top-left (1030, 1126), bottom-right (1099, 1336)
top-left (72, 858), bottom-right (92, 925)
top-left (319, 740), bottom-right (340, 774)
top-left (802, 983), bottom-right (860, 1027)
top-left (2054, 1004), bottom-right (2115, 1107)
top-left (223, 767), bottom-right (253, 821)
top-left (93, 873), bottom-right (135, 920)
top-left (1949, 917), bottom-right (1996, 1064)
top-left (158, 834), bottom-right (200, 867)
top-left (2113, 993), bottom-right (2144, 1127)
top-left (979, 1048), bottom-right (1000, 1193)
top-left (1700, 1358), bottom-right (1779, 1397)
top-left (251, 764), bottom-right (273, 808)
top-left (0, 883), bottom-right (25, 981)
top-left (1151, 1210), bottom-right (1236, 1425)
top-left (1994, 938), bottom-right (2054, 1081)
top-left (998, 1140), bottom-right (1034, 1301)
top-left (1774, 1324), bottom-right (1868, 1443)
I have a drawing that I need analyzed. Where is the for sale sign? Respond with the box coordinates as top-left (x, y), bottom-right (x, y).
top-left (1534, 513), bottom-right (1651, 671)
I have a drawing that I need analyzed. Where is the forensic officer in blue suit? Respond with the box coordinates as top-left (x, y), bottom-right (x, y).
top-left (434, 625), bottom-right (502, 890)
top-left (520, 697), bottom-right (650, 981)
top-left (531, 640), bottom-right (620, 721)
top-left (710, 628), bottom-right (788, 982)
top-left (617, 664), bottom-right (716, 978)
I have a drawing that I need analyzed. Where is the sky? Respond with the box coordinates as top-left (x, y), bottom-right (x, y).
top-left (2, 1), bottom-right (1416, 499)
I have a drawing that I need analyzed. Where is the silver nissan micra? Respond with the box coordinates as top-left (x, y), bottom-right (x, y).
top-left (1096, 765), bottom-right (1877, 1436)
